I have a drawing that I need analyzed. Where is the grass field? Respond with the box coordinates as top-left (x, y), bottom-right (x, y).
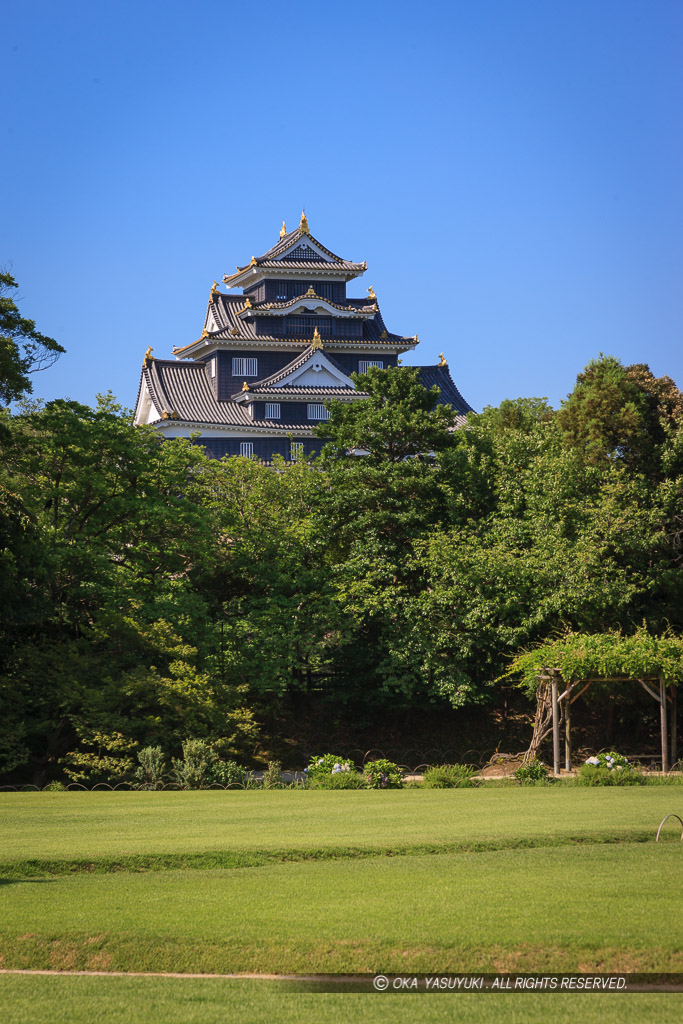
top-left (2, 787), bottom-right (679, 865)
top-left (0, 976), bottom-right (682, 1024)
top-left (0, 790), bottom-right (681, 1022)
top-left (1, 976), bottom-right (682, 1024)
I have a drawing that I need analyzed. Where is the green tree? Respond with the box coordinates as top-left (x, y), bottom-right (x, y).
top-left (0, 272), bottom-right (65, 404)
top-left (0, 397), bottom-right (256, 781)
top-left (315, 365), bottom-right (459, 461)
top-left (556, 354), bottom-right (683, 475)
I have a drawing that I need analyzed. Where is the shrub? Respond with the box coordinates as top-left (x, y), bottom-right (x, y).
top-left (43, 781), bottom-right (66, 791)
top-left (306, 754), bottom-right (356, 780)
top-left (422, 764), bottom-right (477, 789)
top-left (514, 759), bottom-right (552, 784)
top-left (62, 731), bottom-right (137, 785)
top-left (308, 771), bottom-right (366, 790)
top-left (364, 758), bottom-right (404, 789)
top-left (211, 759), bottom-right (247, 787)
top-left (172, 738), bottom-right (217, 789)
top-left (135, 746), bottom-right (167, 789)
top-left (262, 760), bottom-right (283, 789)
top-left (576, 764), bottom-right (646, 787)
top-left (584, 750), bottom-right (630, 770)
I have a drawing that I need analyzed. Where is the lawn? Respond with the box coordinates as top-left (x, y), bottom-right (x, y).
top-left (0, 844), bottom-right (681, 972)
top-left (0, 789), bottom-right (681, 1021)
top-left (0, 976), bottom-right (681, 1024)
top-left (1, 787), bottom-right (679, 868)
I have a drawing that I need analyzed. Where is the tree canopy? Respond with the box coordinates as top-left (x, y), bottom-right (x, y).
top-left (556, 354), bottom-right (683, 476)
top-left (315, 365), bottom-right (459, 461)
top-left (0, 272), bottom-right (65, 404)
top-left (0, 353), bottom-right (681, 780)
top-left (507, 629), bottom-right (683, 696)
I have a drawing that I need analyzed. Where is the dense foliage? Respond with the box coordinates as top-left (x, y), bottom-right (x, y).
top-left (1, 348), bottom-right (682, 782)
top-left (508, 629), bottom-right (683, 696)
top-left (0, 272), bottom-right (65, 405)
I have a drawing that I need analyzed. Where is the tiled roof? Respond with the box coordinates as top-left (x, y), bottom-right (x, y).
top-left (188, 292), bottom-right (413, 348)
top-left (244, 259), bottom-right (364, 272)
top-left (138, 357), bottom-right (473, 433)
top-left (139, 358), bottom-right (357, 429)
top-left (247, 345), bottom-right (351, 389)
top-left (248, 385), bottom-right (364, 397)
top-left (222, 228), bottom-right (366, 282)
top-left (250, 294), bottom-right (375, 314)
top-left (143, 359), bottom-right (251, 425)
top-left (252, 227), bottom-right (361, 267)
top-left (415, 364), bottom-right (475, 417)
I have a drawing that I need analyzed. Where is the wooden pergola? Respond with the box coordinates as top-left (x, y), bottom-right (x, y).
top-left (528, 670), bottom-right (678, 774)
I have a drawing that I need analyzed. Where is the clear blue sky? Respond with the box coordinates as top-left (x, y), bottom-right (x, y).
top-left (3, 0), bottom-right (682, 413)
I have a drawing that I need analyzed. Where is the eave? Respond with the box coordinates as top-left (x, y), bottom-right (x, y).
top-left (246, 295), bottom-right (377, 318)
top-left (172, 336), bottom-right (417, 359)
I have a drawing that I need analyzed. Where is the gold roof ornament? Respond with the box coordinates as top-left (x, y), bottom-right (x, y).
top-left (300, 208), bottom-right (309, 233)
top-left (380, 330), bottom-right (388, 339)
top-left (170, 410), bottom-right (180, 419)
top-left (242, 381), bottom-right (250, 391)
top-left (250, 256), bottom-right (257, 266)
top-left (201, 328), bottom-right (209, 338)
top-left (311, 326), bottom-right (323, 350)
top-left (142, 345), bottom-right (153, 365)
top-left (366, 286), bottom-right (376, 300)
top-left (280, 220), bottom-right (287, 238)
top-left (305, 285), bottom-right (317, 297)
top-left (438, 352), bottom-right (447, 367)
top-left (161, 410), bottom-right (169, 420)
top-left (230, 327), bottom-right (239, 336)
top-left (244, 297), bottom-right (252, 309)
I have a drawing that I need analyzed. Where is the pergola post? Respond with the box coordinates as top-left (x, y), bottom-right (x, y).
top-left (670, 683), bottom-right (678, 767)
top-left (551, 673), bottom-right (560, 776)
top-left (660, 676), bottom-right (669, 773)
top-left (564, 687), bottom-right (572, 772)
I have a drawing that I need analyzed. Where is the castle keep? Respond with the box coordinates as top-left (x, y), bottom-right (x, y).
top-left (134, 212), bottom-right (473, 458)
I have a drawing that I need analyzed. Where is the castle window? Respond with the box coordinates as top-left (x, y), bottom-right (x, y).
top-left (307, 404), bottom-right (330, 421)
top-left (290, 442), bottom-right (304, 459)
top-left (285, 317), bottom-right (332, 337)
top-left (232, 357), bottom-right (258, 377)
top-left (210, 357), bottom-right (216, 378)
top-left (283, 245), bottom-right (320, 261)
top-left (359, 360), bottom-right (383, 373)
top-left (240, 442), bottom-right (254, 457)
top-left (265, 403), bottom-right (280, 419)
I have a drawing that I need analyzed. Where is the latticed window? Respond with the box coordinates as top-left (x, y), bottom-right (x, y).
top-left (265, 403), bottom-right (280, 419)
top-left (307, 404), bottom-right (330, 421)
top-left (290, 442), bottom-right (304, 459)
top-left (209, 357), bottom-right (216, 378)
top-left (240, 442), bottom-right (254, 457)
top-left (282, 245), bottom-right (321, 261)
top-left (232, 357), bottom-right (258, 377)
top-left (359, 360), bottom-right (383, 373)
top-left (284, 317), bottom-right (332, 337)
top-left (273, 281), bottom-right (337, 301)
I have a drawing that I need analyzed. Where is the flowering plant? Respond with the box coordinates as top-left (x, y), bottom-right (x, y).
top-left (305, 753), bottom-right (355, 779)
top-left (364, 758), bottom-right (404, 789)
top-left (513, 759), bottom-right (552, 784)
top-left (584, 751), bottom-right (630, 770)
top-left (578, 750), bottom-right (644, 786)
